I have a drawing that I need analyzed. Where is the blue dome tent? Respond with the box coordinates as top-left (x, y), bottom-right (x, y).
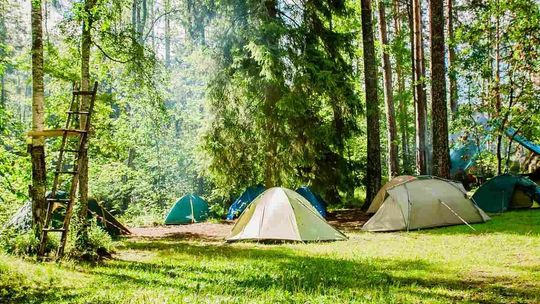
top-left (227, 185), bottom-right (265, 220)
top-left (295, 186), bottom-right (327, 217)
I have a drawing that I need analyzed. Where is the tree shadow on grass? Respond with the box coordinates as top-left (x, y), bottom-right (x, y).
top-left (0, 277), bottom-right (84, 304)
top-left (90, 240), bottom-right (540, 303)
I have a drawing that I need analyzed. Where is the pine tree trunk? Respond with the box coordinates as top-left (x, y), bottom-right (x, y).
top-left (412, 0), bottom-right (427, 175)
top-left (378, 0), bottom-right (399, 178)
top-left (494, 0), bottom-right (502, 175)
top-left (393, 0), bottom-right (410, 173)
top-left (361, 0), bottom-right (382, 207)
top-left (263, 0), bottom-right (281, 188)
top-left (447, 0), bottom-right (458, 114)
top-left (0, 75), bottom-right (5, 107)
top-left (0, 5), bottom-right (5, 108)
top-left (430, 0), bottom-right (450, 178)
top-left (165, 0), bottom-right (171, 67)
top-left (140, 0), bottom-right (147, 45)
top-left (77, 0), bottom-right (96, 247)
top-left (149, 0), bottom-right (155, 50)
top-left (30, 0), bottom-right (47, 233)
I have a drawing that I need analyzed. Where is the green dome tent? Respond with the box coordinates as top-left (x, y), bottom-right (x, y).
top-left (165, 194), bottom-right (209, 224)
top-left (226, 187), bottom-right (347, 242)
top-left (472, 174), bottom-right (540, 213)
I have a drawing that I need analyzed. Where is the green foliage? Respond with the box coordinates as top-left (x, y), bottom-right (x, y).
top-left (0, 229), bottom-right (39, 256)
top-left (66, 219), bottom-right (114, 261)
top-left (203, 0), bottom-right (361, 204)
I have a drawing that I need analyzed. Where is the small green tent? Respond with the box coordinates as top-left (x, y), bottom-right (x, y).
top-left (164, 194), bottom-right (209, 224)
top-left (472, 174), bottom-right (540, 213)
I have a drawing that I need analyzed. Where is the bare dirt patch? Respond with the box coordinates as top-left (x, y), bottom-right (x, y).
top-left (129, 221), bottom-right (234, 241)
top-left (327, 209), bottom-right (371, 231)
top-left (127, 209), bottom-right (370, 241)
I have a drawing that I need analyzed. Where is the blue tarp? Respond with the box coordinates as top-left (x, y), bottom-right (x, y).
top-left (226, 185), bottom-right (265, 220)
top-left (506, 127), bottom-right (540, 155)
top-left (295, 186), bottom-right (327, 217)
top-left (450, 126), bottom-right (540, 176)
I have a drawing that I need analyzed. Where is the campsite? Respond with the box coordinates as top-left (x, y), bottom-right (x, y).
top-left (0, 0), bottom-right (539, 303)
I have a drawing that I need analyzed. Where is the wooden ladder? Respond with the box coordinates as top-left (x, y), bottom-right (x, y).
top-left (36, 81), bottom-right (98, 260)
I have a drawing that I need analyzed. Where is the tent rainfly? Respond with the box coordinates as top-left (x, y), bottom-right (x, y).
top-left (226, 187), bottom-right (347, 242)
top-left (295, 186), bottom-right (327, 217)
top-left (227, 185), bottom-right (265, 220)
top-left (165, 194), bottom-right (209, 224)
top-left (472, 174), bottom-right (540, 213)
top-left (366, 175), bottom-right (416, 214)
top-left (363, 177), bottom-right (490, 232)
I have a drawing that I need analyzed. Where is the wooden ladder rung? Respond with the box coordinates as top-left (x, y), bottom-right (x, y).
top-left (73, 90), bottom-right (96, 95)
top-left (55, 171), bottom-right (78, 175)
top-left (46, 198), bottom-right (71, 203)
top-left (43, 228), bottom-right (66, 232)
top-left (27, 129), bottom-right (87, 138)
top-left (67, 111), bottom-right (90, 115)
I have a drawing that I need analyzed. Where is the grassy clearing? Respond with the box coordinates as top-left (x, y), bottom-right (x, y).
top-left (1, 211), bottom-right (539, 303)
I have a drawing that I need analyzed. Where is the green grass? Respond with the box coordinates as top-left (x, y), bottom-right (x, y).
top-left (1, 211), bottom-right (539, 303)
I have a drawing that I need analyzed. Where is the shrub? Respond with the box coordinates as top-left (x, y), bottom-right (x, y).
top-left (0, 228), bottom-right (40, 256)
top-left (66, 219), bottom-right (114, 261)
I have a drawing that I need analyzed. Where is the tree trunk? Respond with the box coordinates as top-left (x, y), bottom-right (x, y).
top-left (30, 0), bottom-right (47, 233)
top-left (447, 0), bottom-right (458, 115)
top-left (149, 0), bottom-right (155, 50)
top-left (378, 0), bottom-right (399, 178)
top-left (165, 0), bottom-right (171, 67)
top-left (494, 0), bottom-right (502, 175)
top-left (0, 5), bottom-right (5, 108)
top-left (430, 0), bottom-right (450, 178)
top-left (393, 0), bottom-right (410, 173)
top-left (0, 75), bottom-right (5, 107)
top-left (77, 0), bottom-right (96, 247)
top-left (263, 0), bottom-right (281, 188)
top-left (140, 0), bottom-right (147, 45)
top-left (361, 0), bottom-right (382, 207)
top-left (412, 0), bottom-right (427, 175)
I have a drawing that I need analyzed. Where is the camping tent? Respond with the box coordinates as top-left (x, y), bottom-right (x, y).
top-left (472, 174), bottom-right (540, 213)
top-left (3, 194), bottom-right (130, 236)
top-left (366, 175), bottom-right (416, 214)
top-left (165, 194), bottom-right (209, 224)
top-left (226, 187), bottom-right (347, 242)
top-left (363, 177), bottom-right (490, 232)
top-left (227, 185), bottom-right (265, 220)
top-left (87, 199), bottom-right (130, 235)
top-left (295, 186), bottom-right (327, 217)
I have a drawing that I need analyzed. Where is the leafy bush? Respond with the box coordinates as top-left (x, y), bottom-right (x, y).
top-left (209, 203), bottom-right (226, 219)
top-left (0, 229), bottom-right (40, 256)
top-left (66, 219), bottom-right (114, 261)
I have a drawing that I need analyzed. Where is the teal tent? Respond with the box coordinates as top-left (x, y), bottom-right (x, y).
top-left (472, 174), bottom-right (540, 213)
top-left (165, 194), bottom-right (209, 224)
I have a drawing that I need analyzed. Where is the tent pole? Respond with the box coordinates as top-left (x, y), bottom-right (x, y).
top-left (439, 200), bottom-right (476, 231)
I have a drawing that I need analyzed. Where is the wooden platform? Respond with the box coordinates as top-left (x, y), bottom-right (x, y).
top-left (27, 129), bottom-right (86, 138)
